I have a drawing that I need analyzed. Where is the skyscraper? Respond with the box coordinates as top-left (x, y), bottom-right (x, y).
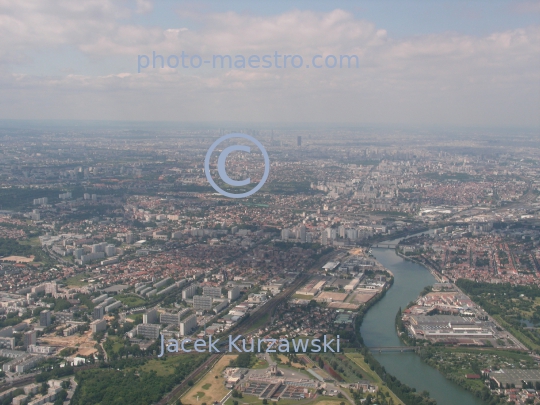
top-left (297, 136), bottom-right (302, 147)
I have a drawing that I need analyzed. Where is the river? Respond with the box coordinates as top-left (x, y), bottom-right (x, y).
top-left (360, 237), bottom-right (484, 405)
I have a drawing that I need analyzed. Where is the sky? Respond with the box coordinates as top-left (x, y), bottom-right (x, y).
top-left (0, 0), bottom-right (539, 128)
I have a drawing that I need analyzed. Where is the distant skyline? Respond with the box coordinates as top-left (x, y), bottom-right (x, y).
top-left (0, 0), bottom-right (539, 128)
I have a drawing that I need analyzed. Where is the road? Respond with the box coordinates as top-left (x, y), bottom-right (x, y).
top-left (159, 250), bottom-right (337, 404)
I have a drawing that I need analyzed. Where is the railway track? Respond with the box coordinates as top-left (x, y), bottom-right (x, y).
top-left (158, 251), bottom-right (335, 404)
top-left (157, 353), bottom-right (222, 405)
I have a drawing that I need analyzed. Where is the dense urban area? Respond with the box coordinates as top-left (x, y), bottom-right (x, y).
top-left (0, 126), bottom-right (539, 405)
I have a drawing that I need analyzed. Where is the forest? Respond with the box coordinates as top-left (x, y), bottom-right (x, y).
top-left (457, 279), bottom-right (540, 351)
top-left (71, 355), bottom-right (208, 405)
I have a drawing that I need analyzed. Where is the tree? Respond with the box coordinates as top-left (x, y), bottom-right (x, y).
top-left (232, 390), bottom-right (242, 398)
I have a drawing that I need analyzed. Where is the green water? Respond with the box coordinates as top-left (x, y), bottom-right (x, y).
top-left (360, 246), bottom-right (484, 405)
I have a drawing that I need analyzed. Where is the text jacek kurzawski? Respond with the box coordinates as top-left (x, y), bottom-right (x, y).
top-left (158, 334), bottom-right (340, 357)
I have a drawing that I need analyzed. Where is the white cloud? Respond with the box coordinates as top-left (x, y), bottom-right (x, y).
top-left (0, 2), bottom-right (538, 127)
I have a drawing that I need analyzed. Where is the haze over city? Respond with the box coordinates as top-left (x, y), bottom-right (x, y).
top-left (0, 0), bottom-right (538, 127)
top-left (0, 1), bottom-right (539, 405)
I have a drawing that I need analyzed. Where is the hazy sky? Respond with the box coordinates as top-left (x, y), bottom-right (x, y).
top-left (0, 0), bottom-right (539, 128)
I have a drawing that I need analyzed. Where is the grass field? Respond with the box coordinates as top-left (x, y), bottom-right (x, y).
top-left (292, 294), bottom-right (314, 300)
top-left (136, 355), bottom-right (197, 377)
top-left (277, 354), bottom-right (304, 368)
top-left (493, 314), bottom-right (540, 351)
top-left (19, 237), bottom-right (41, 247)
top-left (245, 312), bottom-right (269, 333)
top-left (434, 346), bottom-right (533, 362)
top-left (182, 354), bottom-right (238, 405)
top-left (127, 313), bottom-right (143, 323)
top-left (116, 294), bottom-right (146, 308)
top-left (106, 336), bottom-right (125, 355)
top-left (252, 358), bottom-right (269, 369)
top-left (65, 273), bottom-right (90, 287)
top-left (345, 353), bottom-right (404, 405)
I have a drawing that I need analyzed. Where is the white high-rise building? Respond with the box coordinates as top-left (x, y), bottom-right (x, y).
top-left (182, 284), bottom-right (197, 300)
top-left (346, 228), bottom-right (358, 241)
top-left (180, 314), bottom-right (197, 336)
top-left (45, 282), bottom-right (57, 295)
top-left (105, 244), bottom-right (116, 256)
top-left (228, 286), bottom-right (240, 301)
top-left (326, 228), bottom-right (337, 239)
top-left (143, 309), bottom-right (158, 324)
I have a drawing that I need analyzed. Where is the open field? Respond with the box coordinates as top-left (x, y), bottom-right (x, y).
top-left (65, 273), bottom-right (90, 287)
top-left (224, 395), bottom-right (343, 405)
top-left (277, 354), bottom-right (304, 369)
top-left (292, 294), bottom-right (314, 300)
top-left (345, 353), bottom-right (404, 405)
top-left (252, 358), bottom-right (269, 369)
top-left (493, 314), bottom-right (540, 351)
top-left (39, 329), bottom-right (96, 353)
top-left (127, 313), bottom-right (143, 323)
top-left (136, 355), bottom-right (195, 377)
top-left (116, 294), bottom-right (146, 308)
top-left (182, 354), bottom-right (238, 405)
top-left (76, 347), bottom-right (98, 357)
top-left (244, 312), bottom-right (269, 333)
top-left (0, 255), bottom-right (34, 262)
top-left (19, 237), bottom-right (41, 247)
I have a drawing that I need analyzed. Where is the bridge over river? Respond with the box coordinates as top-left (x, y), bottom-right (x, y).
top-left (371, 244), bottom-right (398, 249)
top-left (368, 346), bottom-right (418, 353)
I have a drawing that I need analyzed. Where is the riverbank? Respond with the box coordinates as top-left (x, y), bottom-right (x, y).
top-left (417, 347), bottom-right (519, 405)
top-left (352, 279), bottom-right (438, 405)
top-left (394, 305), bottom-right (505, 405)
top-left (389, 260), bottom-right (507, 405)
top-left (395, 250), bottom-right (444, 282)
top-left (360, 246), bottom-right (484, 405)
